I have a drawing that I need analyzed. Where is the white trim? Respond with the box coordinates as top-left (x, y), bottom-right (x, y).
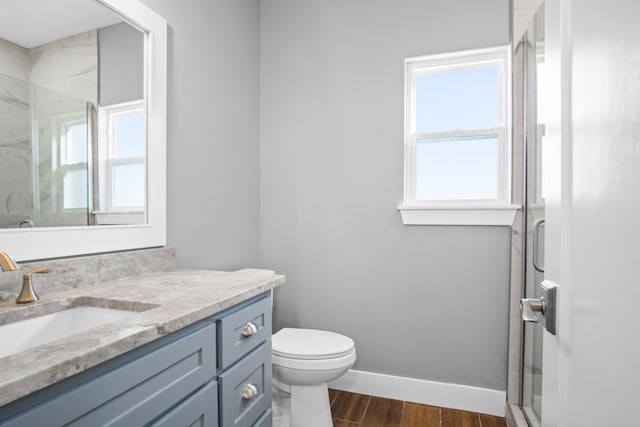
top-left (406, 45), bottom-right (513, 67)
top-left (398, 205), bottom-right (520, 226)
top-left (329, 369), bottom-right (506, 417)
top-left (93, 211), bottom-right (145, 225)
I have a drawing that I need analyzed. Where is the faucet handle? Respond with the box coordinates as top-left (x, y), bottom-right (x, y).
top-left (23, 267), bottom-right (52, 278)
top-left (16, 268), bottom-right (52, 304)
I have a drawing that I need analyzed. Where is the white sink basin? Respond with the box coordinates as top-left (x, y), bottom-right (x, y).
top-left (0, 306), bottom-right (136, 359)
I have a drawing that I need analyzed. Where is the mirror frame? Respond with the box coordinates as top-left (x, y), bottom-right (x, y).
top-left (0, 0), bottom-right (167, 261)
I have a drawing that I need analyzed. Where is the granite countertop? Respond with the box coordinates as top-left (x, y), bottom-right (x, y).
top-left (0, 269), bottom-right (285, 407)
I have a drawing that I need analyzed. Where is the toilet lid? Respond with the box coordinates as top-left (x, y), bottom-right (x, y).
top-left (272, 328), bottom-right (355, 360)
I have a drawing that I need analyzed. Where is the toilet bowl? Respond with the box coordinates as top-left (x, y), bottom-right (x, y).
top-left (232, 269), bottom-right (355, 426)
top-left (272, 328), bottom-right (356, 427)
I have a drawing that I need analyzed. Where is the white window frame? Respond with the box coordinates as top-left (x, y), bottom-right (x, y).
top-left (398, 46), bottom-right (519, 226)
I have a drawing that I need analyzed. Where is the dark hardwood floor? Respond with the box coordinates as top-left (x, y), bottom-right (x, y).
top-left (329, 389), bottom-right (507, 427)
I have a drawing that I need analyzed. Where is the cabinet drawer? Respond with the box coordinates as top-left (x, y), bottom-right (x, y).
top-left (151, 381), bottom-right (218, 427)
top-left (218, 343), bottom-right (272, 427)
top-left (252, 409), bottom-right (272, 427)
top-left (218, 294), bottom-right (271, 370)
top-left (1, 323), bottom-right (216, 427)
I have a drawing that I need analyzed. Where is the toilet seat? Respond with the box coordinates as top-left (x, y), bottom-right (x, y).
top-left (272, 348), bottom-right (356, 371)
top-left (272, 328), bottom-right (355, 360)
top-left (272, 328), bottom-right (356, 371)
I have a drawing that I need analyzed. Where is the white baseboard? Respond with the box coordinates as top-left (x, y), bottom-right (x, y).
top-left (329, 369), bottom-right (506, 417)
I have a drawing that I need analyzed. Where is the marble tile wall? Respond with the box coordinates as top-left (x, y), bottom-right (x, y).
top-left (0, 38), bottom-right (29, 81)
top-left (0, 71), bottom-right (33, 228)
top-left (28, 30), bottom-right (98, 106)
top-left (0, 247), bottom-right (177, 302)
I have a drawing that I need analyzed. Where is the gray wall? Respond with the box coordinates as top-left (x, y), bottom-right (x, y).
top-left (137, 0), bottom-right (512, 392)
top-left (260, 0), bottom-right (511, 391)
top-left (98, 22), bottom-right (144, 106)
top-left (140, 0), bottom-right (261, 269)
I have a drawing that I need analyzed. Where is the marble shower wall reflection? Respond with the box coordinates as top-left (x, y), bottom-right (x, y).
top-left (0, 31), bottom-right (96, 228)
top-left (0, 71), bottom-right (31, 228)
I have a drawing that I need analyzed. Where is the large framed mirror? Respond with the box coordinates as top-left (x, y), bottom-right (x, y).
top-left (0, 0), bottom-right (167, 261)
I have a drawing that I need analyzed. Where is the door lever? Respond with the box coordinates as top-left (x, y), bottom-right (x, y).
top-left (520, 280), bottom-right (557, 335)
top-left (520, 297), bottom-right (545, 322)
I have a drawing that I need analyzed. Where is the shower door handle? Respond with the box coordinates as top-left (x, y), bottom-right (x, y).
top-left (520, 280), bottom-right (557, 335)
top-left (532, 218), bottom-right (545, 272)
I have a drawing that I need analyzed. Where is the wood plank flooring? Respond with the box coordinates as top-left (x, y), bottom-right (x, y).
top-left (329, 390), bottom-right (507, 427)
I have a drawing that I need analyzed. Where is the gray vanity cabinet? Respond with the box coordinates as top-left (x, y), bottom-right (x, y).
top-left (150, 381), bottom-right (218, 427)
top-left (217, 294), bottom-right (272, 427)
top-left (0, 293), bottom-right (273, 427)
top-left (0, 323), bottom-right (217, 427)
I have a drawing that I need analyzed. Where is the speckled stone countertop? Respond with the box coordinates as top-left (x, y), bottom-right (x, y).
top-left (0, 269), bottom-right (285, 407)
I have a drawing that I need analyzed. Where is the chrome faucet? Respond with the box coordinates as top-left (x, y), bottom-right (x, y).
top-left (0, 251), bottom-right (18, 272)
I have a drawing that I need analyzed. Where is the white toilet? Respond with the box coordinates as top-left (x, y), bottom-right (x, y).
top-left (232, 269), bottom-right (356, 427)
top-left (272, 328), bottom-right (356, 427)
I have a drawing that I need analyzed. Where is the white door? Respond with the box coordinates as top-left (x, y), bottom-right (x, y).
top-left (542, 0), bottom-right (640, 425)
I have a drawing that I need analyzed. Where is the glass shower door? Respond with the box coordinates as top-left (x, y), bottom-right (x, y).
top-left (521, 3), bottom-right (545, 425)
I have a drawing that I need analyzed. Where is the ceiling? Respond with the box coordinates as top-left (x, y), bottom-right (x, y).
top-left (0, 0), bottom-right (121, 48)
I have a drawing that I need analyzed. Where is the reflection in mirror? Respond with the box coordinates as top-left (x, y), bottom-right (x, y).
top-left (0, 0), bottom-right (146, 228)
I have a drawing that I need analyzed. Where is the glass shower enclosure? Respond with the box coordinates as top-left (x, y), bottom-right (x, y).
top-left (0, 73), bottom-right (92, 228)
top-left (521, 3), bottom-right (545, 426)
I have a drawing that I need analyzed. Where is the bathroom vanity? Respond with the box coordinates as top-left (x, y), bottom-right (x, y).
top-left (0, 270), bottom-right (284, 427)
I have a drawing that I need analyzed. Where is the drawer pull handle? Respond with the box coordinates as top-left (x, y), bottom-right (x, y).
top-left (241, 322), bottom-right (258, 337)
top-left (241, 383), bottom-right (259, 400)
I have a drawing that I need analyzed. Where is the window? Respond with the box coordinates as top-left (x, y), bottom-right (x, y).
top-left (101, 101), bottom-right (146, 212)
top-left (108, 104), bottom-right (145, 210)
top-left (399, 46), bottom-right (518, 225)
top-left (53, 114), bottom-right (90, 212)
top-left (61, 120), bottom-right (89, 210)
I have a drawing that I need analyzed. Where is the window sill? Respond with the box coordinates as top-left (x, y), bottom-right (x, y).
top-left (398, 205), bottom-right (520, 226)
top-left (92, 211), bottom-right (145, 225)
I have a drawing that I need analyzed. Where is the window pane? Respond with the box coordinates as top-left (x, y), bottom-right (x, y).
top-left (415, 67), bottom-right (499, 133)
top-left (64, 123), bottom-right (87, 164)
top-left (115, 112), bottom-right (145, 158)
top-left (416, 135), bottom-right (498, 200)
top-left (112, 163), bottom-right (145, 207)
top-left (63, 169), bottom-right (88, 209)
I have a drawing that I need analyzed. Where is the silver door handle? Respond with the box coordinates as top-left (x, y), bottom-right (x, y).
top-left (532, 218), bottom-right (545, 273)
top-left (520, 297), bottom-right (545, 322)
top-left (520, 280), bottom-right (557, 335)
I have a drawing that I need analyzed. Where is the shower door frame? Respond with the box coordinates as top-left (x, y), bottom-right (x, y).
top-left (505, 2), bottom-right (546, 425)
